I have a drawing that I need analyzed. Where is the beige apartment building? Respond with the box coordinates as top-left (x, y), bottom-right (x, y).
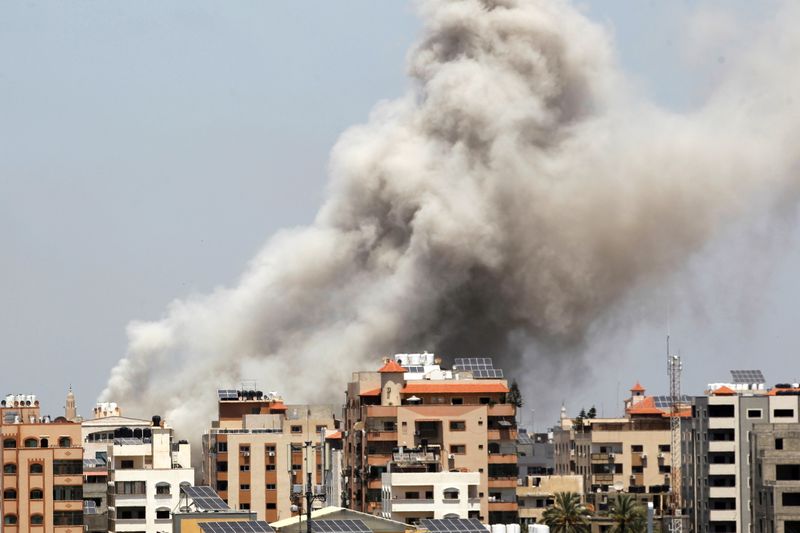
top-left (516, 474), bottom-right (583, 524)
top-left (1, 393), bottom-right (83, 532)
top-left (343, 354), bottom-right (518, 524)
top-left (201, 389), bottom-right (341, 523)
top-left (553, 383), bottom-right (679, 515)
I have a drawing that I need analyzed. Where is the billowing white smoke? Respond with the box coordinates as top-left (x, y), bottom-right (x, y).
top-left (103, 0), bottom-right (800, 434)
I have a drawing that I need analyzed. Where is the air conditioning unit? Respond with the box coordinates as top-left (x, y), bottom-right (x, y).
top-left (268, 451), bottom-right (276, 457)
top-left (641, 453), bottom-right (647, 459)
top-left (241, 451), bottom-right (250, 457)
top-left (658, 453), bottom-right (665, 459)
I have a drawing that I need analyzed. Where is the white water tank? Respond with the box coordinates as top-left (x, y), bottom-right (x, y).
top-left (491, 524), bottom-right (506, 533)
top-left (506, 524), bottom-right (520, 533)
top-left (531, 525), bottom-right (550, 533)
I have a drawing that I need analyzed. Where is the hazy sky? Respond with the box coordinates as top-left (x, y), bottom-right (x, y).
top-left (2, 1), bottom-right (797, 427)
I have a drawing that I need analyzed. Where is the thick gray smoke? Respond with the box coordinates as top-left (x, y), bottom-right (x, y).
top-left (103, 0), bottom-right (800, 432)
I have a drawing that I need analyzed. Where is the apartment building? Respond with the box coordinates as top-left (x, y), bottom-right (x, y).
top-left (516, 429), bottom-right (554, 478)
top-left (0, 393), bottom-right (83, 532)
top-left (343, 353), bottom-right (518, 524)
top-left (201, 389), bottom-right (340, 523)
top-left (106, 415), bottom-right (194, 532)
top-left (81, 402), bottom-right (153, 533)
top-left (553, 382), bottom-right (678, 515)
top-left (516, 474), bottom-right (583, 525)
top-left (380, 446), bottom-right (481, 522)
top-left (683, 371), bottom-right (800, 533)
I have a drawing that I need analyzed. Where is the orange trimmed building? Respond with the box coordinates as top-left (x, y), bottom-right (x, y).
top-left (343, 354), bottom-right (518, 524)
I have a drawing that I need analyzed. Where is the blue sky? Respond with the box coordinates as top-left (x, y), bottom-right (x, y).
top-left (1, 1), bottom-right (797, 424)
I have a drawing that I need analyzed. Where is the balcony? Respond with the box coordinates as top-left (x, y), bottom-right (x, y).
top-left (708, 509), bottom-right (737, 522)
top-left (366, 406), bottom-right (398, 417)
top-left (708, 441), bottom-right (736, 452)
top-left (709, 486), bottom-right (737, 499)
top-left (487, 429), bottom-right (518, 441)
top-left (708, 464), bottom-right (736, 476)
top-left (488, 454), bottom-right (517, 464)
top-left (392, 450), bottom-right (439, 463)
top-left (708, 418), bottom-right (736, 430)
top-left (367, 431), bottom-right (398, 442)
top-left (488, 477), bottom-right (518, 488)
top-left (488, 500), bottom-right (518, 511)
top-left (367, 454), bottom-right (392, 466)
top-left (488, 404), bottom-right (515, 417)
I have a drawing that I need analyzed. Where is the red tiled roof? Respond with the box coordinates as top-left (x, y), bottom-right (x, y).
top-left (325, 431), bottom-right (342, 440)
top-left (768, 387), bottom-right (800, 395)
top-left (269, 402), bottom-right (287, 411)
top-left (359, 388), bottom-right (381, 397)
top-left (401, 382), bottom-right (509, 394)
top-left (713, 385), bottom-right (737, 396)
top-left (627, 397), bottom-right (663, 415)
top-left (630, 381), bottom-right (645, 393)
top-left (378, 360), bottom-right (407, 373)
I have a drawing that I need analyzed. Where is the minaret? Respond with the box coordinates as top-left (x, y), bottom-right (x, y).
top-left (65, 386), bottom-right (77, 421)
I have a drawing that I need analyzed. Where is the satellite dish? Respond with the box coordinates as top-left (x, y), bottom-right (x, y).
top-left (613, 481), bottom-right (624, 492)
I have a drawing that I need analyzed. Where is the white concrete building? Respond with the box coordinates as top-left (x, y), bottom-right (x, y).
top-left (107, 419), bottom-right (194, 533)
top-left (381, 470), bottom-right (481, 523)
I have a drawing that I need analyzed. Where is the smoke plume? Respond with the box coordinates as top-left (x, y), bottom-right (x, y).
top-left (103, 0), bottom-right (800, 432)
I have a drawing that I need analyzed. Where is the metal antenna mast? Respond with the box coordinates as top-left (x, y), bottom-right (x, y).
top-left (667, 337), bottom-right (683, 533)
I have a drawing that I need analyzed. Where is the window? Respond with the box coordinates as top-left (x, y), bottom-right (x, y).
top-left (631, 445), bottom-right (643, 453)
top-left (632, 466), bottom-right (644, 474)
top-left (3, 489), bottom-right (16, 499)
top-left (451, 398), bottom-right (464, 405)
top-left (241, 484), bottom-right (250, 490)
top-left (266, 484), bottom-right (277, 490)
top-left (777, 465), bottom-right (800, 481)
top-left (450, 421), bottom-right (466, 431)
top-left (240, 464), bottom-right (250, 472)
top-left (58, 436), bottom-right (72, 447)
top-left (659, 465), bottom-right (671, 474)
top-left (291, 425), bottom-right (302, 433)
top-left (479, 397), bottom-right (491, 405)
top-left (217, 441), bottom-right (228, 452)
top-left (266, 464), bottom-right (276, 471)
top-left (777, 438), bottom-right (784, 450)
top-left (775, 409), bottom-right (795, 418)
top-left (217, 462), bottom-right (228, 472)
top-left (115, 507), bottom-right (145, 520)
top-left (709, 404), bottom-right (735, 417)
top-left (4, 514), bottom-right (17, 525)
top-left (31, 514), bottom-right (44, 525)
top-left (53, 511), bottom-right (82, 525)
top-left (156, 482), bottom-right (171, 495)
top-left (30, 463), bottom-right (43, 474)
top-left (40, 438), bottom-right (48, 448)
top-left (217, 481), bottom-right (228, 491)
top-left (53, 460), bottom-right (81, 475)
top-left (53, 485), bottom-right (82, 500)
top-left (239, 445), bottom-right (250, 454)
top-left (2, 439), bottom-right (15, 449)
top-left (24, 438), bottom-right (38, 448)
top-left (405, 491), bottom-right (420, 499)
top-left (316, 425), bottom-right (327, 433)
top-left (156, 508), bottom-right (170, 520)
top-left (3, 463), bottom-right (16, 474)
top-left (30, 489), bottom-right (44, 499)
top-left (658, 444), bottom-right (671, 453)
top-left (266, 445), bottom-right (276, 453)
top-left (444, 488), bottom-right (460, 500)
top-left (240, 503), bottom-right (251, 510)
top-left (783, 493), bottom-right (800, 506)
top-left (121, 459), bottom-right (135, 469)
top-left (451, 445), bottom-right (466, 454)
top-left (267, 503), bottom-right (277, 509)
top-left (747, 409), bottom-right (762, 419)
top-left (115, 481), bottom-right (146, 495)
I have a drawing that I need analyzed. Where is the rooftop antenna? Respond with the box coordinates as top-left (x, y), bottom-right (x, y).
top-left (667, 336), bottom-right (683, 533)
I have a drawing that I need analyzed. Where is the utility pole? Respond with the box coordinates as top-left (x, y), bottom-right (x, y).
top-left (667, 337), bottom-right (683, 533)
top-left (290, 440), bottom-right (326, 533)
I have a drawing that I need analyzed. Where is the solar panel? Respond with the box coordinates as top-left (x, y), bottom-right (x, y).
top-left (199, 521), bottom-right (275, 533)
top-left (652, 395), bottom-right (691, 408)
top-left (404, 365), bottom-right (425, 373)
top-left (453, 358), bottom-right (503, 379)
top-left (83, 500), bottom-right (98, 515)
top-left (310, 520), bottom-right (371, 533)
top-left (183, 485), bottom-right (230, 511)
top-left (421, 518), bottom-right (487, 533)
top-left (218, 389), bottom-right (239, 400)
top-left (730, 370), bottom-right (765, 384)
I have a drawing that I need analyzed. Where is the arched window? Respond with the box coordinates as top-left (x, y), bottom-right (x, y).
top-left (443, 487), bottom-right (460, 500)
top-left (3, 514), bottom-right (17, 525)
top-left (3, 463), bottom-right (16, 474)
top-left (30, 463), bottom-right (43, 474)
top-left (156, 507), bottom-right (171, 520)
top-left (30, 488), bottom-right (44, 500)
top-left (40, 438), bottom-right (49, 448)
top-left (156, 482), bottom-right (171, 495)
top-left (58, 436), bottom-right (71, 447)
top-left (24, 438), bottom-right (38, 448)
top-left (2, 438), bottom-right (16, 449)
top-left (3, 488), bottom-right (16, 500)
top-left (31, 514), bottom-right (44, 525)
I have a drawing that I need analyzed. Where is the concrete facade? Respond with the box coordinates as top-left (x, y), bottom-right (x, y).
top-left (381, 470), bottom-right (481, 521)
top-left (516, 474), bottom-right (583, 524)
